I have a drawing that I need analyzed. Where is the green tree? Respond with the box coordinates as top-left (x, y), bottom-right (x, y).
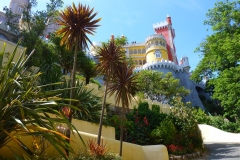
top-left (39, 41), bottom-right (62, 89)
top-left (96, 40), bottom-right (125, 145)
top-left (49, 33), bottom-right (74, 75)
top-left (56, 3), bottom-right (101, 150)
top-left (108, 62), bottom-right (138, 156)
top-left (137, 70), bottom-right (189, 103)
top-left (77, 51), bottom-right (98, 85)
top-left (4, 0), bottom-right (64, 67)
top-left (191, 0), bottom-right (240, 121)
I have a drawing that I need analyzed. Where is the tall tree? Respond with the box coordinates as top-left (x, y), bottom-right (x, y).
top-left (108, 62), bottom-right (138, 156)
top-left (96, 40), bottom-right (125, 145)
top-left (49, 33), bottom-right (74, 75)
top-left (77, 51), bottom-right (98, 85)
top-left (137, 70), bottom-right (189, 103)
top-left (56, 3), bottom-right (101, 153)
top-left (191, 0), bottom-right (240, 121)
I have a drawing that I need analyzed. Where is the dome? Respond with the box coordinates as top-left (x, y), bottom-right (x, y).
top-left (145, 34), bottom-right (166, 43)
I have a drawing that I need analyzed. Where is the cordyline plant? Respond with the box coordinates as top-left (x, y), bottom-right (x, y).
top-left (108, 62), bottom-right (139, 156)
top-left (0, 42), bottom-right (82, 159)
top-left (96, 40), bottom-right (125, 145)
top-left (56, 2), bottom-right (101, 152)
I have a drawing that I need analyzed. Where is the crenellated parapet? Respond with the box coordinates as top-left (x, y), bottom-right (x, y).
top-left (153, 21), bottom-right (169, 30)
top-left (134, 59), bottom-right (186, 73)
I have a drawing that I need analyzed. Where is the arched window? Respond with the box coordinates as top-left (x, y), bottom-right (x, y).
top-left (129, 49), bottom-right (133, 54)
top-left (142, 48), bottom-right (146, 54)
top-left (154, 50), bottom-right (161, 58)
top-left (155, 40), bottom-right (159, 46)
top-left (138, 49), bottom-right (141, 54)
top-left (160, 41), bottom-right (163, 46)
top-left (139, 60), bottom-right (142, 65)
top-left (134, 49), bottom-right (137, 54)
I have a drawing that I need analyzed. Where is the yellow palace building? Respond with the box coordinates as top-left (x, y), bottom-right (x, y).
top-left (90, 15), bottom-right (206, 109)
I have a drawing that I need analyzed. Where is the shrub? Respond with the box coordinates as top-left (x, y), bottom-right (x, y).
top-left (152, 104), bottom-right (160, 113)
top-left (193, 108), bottom-right (211, 124)
top-left (150, 118), bottom-right (177, 145)
top-left (138, 101), bottom-right (149, 111)
top-left (124, 102), bottom-right (167, 145)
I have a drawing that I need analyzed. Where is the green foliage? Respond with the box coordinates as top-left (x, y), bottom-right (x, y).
top-left (49, 33), bottom-right (74, 74)
top-left (4, 0), bottom-right (64, 67)
top-left (77, 51), bottom-right (98, 85)
top-left (39, 41), bottom-right (62, 89)
top-left (124, 102), bottom-right (167, 145)
top-left (59, 80), bottom-right (102, 123)
top-left (138, 101), bottom-right (149, 111)
top-left (168, 98), bottom-right (204, 153)
top-left (137, 70), bottom-right (189, 103)
top-left (150, 118), bottom-right (177, 145)
top-left (0, 42), bottom-right (82, 159)
top-left (208, 116), bottom-right (240, 133)
top-left (192, 108), bottom-right (211, 124)
top-left (152, 104), bottom-right (160, 113)
top-left (191, 0), bottom-right (240, 121)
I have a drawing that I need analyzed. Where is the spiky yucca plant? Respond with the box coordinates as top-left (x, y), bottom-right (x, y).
top-left (56, 2), bottom-right (101, 102)
top-left (108, 63), bottom-right (139, 156)
top-left (56, 4), bottom-right (101, 151)
top-left (60, 79), bottom-right (102, 123)
top-left (0, 42), bottom-right (80, 159)
top-left (96, 40), bottom-right (125, 145)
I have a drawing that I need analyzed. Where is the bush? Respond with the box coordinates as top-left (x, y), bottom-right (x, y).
top-left (150, 118), bottom-right (177, 145)
top-left (152, 104), bottom-right (160, 113)
top-left (208, 116), bottom-right (240, 133)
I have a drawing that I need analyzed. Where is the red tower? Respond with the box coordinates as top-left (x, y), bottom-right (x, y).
top-left (153, 15), bottom-right (178, 64)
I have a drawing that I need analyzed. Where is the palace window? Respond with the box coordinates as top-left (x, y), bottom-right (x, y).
top-left (134, 49), bottom-right (137, 54)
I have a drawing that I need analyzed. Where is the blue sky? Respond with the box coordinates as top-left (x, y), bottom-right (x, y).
top-left (0, 0), bottom-right (219, 71)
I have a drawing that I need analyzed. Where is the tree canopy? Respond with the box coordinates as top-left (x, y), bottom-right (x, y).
top-left (137, 70), bottom-right (189, 103)
top-left (191, 0), bottom-right (240, 120)
top-left (4, 0), bottom-right (64, 67)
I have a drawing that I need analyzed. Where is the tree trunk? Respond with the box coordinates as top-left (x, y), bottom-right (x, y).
top-left (97, 76), bottom-right (109, 145)
top-left (86, 77), bottom-right (90, 85)
top-left (66, 42), bottom-right (78, 156)
top-left (119, 92), bottom-right (125, 156)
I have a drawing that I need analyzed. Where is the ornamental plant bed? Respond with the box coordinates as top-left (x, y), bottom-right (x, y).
top-left (107, 100), bottom-right (205, 156)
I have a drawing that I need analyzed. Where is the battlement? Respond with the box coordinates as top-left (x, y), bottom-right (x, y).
top-left (153, 21), bottom-right (168, 30)
top-left (134, 60), bottom-right (186, 73)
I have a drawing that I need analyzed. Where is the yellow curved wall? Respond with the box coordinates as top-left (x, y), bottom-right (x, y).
top-left (146, 46), bottom-right (168, 63)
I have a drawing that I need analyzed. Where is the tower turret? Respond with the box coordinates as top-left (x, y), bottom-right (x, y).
top-left (153, 15), bottom-right (178, 64)
top-left (179, 56), bottom-right (190, 73)
top-left (9, 0), bottom-right (28, 15)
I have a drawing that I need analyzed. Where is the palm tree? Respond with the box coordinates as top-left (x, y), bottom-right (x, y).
top-left (107, 63), bottom-right (139, 156)
top-left (96, 40), bottom-right (125, 145)
top-left (0, 42), bottom-right (80, 159)
top-left (56, 2), bottom-right (101, 109)
top-left (56, 2), bottom-right (101, 146)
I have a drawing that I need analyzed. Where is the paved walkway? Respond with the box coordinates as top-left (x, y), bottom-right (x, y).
top-left (202, 143), bottom-right (240, 160)
top-left (194, 125), bottom-right (240, 160)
